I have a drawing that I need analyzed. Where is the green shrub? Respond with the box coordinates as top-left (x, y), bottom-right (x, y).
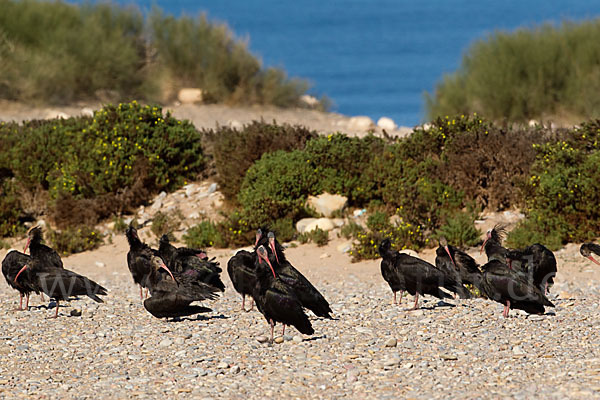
top-left (303, 134), bottom-right (385, 203)
top-left (183, 220), bottom-right (225, 248)
top-left (0, 179), bottom-right (25, 237)
top-left (238, 150), bottom-right (321, 228)
top-left (46, 225), bottom-right (104, 255)
top-left (0, 0), bottom-right (320, 108)
top-left (507, 121), bottom-right (600, 248)
top-left (0, 101), bottom-right (205, 230)
top-left (151, 210), bottom-right (183, 238)
top-left (298, 227), bottom-right (329, 246)
top-left (435, 210), bottom-right (481, 248)
top-left (426, 21), bottom-right (600, 122)
top-left (268, 218), bottom-right (297, 243)
top-left (339, 220), bottom-right (365, 239)
top-left (112, 216), bottom-right (128, 234)
top-left (204, 120), bottom-right (317, 201)
top-left (349, 211), bottom-right (427, 261)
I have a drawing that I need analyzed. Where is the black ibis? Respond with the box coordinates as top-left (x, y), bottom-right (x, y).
top-left (263, 231), bottom-right (332, 319)
top-left (158, 234), bottom-right (224, 291)
top-left (125, 226), bottom-right (159, 299)
top-left (379, 238), bottom-right (470, 310)
top-left (227, 229), bottom-right (263, 311)
top-left (580, 243), bottom-right (600, 266)
top-left (505, 244), bottom-right (557, 294)
top-left (435, 236), bottom-right (482, 293)
top-left (13, 258), bottom-right (107, 318)
top-left (477, 259), bottom-right (554, 317)
top-left (2, 250), bottom-right (38, 310)
top-left (480, 225), bottom-right (508, 262)
top-left (143, 256), bottom-right (220, 319)
top-left (24, 226), bottom-right (63, 270)
top-left (252, 246), bottom-right (314, 342)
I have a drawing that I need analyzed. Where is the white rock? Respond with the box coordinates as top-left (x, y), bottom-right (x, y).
top-left (95, 262), bottom-right (106, 268)
top-left (348, 116), bottom-right (375, 131)
top-left (384, 338), bottom-right (398, 347)
top-left (228, 120), bottom-right (244, 130)
top-left (304, 218), bottom-right (335, 233)
top-left (81, 107), bottom-right (94, 117)
top-left (177, 88), bottom-right (203, 104)
top-left (187, 212), bottom-right (200, 220)
top-left (292, 336), bottom-right (303, 343)
top-left (377, 117), bottom-right (397, 131)
top-left (185, 184), bottom-right (198, 197)
top-left (337, 242), bottom-right (352, 253)
top-left (150, 199), bottom-right (162, 212)
top-left (296, 218), bottom-right (318, 233)
top-left (207, 183), bottom-right (218, 194)
top-left (353, 209), bottom-right (366, 217)
top-left (300, 94), bottom-right (319, 107)
top-left (528, 119), bottom-right (538, 127)
top-left (159, 339), bottom-right (172, 347)
top-left (319, 253), bottom-right (331, 259)
top-left (307, 193), bottom-right (347, 217)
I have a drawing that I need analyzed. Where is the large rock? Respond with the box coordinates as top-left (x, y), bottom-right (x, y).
top-left (177, 88), bottom-right (203, 104)
top-left (377, 117), bottom-right (397, 131)
top-left (307, 193), bottom-right (347, 217)
top-left (348, 116), bottom-right (375, 131)
top-left (304, 218), bottom-right (335, 233)
top-left (296, 218), bottom-right (336, 233)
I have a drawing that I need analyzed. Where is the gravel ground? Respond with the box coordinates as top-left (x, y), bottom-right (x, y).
top-left (1, 239), bottom-right (599, 399)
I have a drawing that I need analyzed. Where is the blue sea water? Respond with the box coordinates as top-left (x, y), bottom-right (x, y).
top-left (75, 0), bottom-right (600, 126)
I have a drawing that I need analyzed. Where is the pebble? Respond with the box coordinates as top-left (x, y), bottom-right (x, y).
top-left (230, 366), bottom-right (241, 374)
top-left (256, 336), bottom-right (269, 343)
top-left (159, 339), bottom-right (172, 347)
top-left (292, 336), bottom-right (303, 343)
top-left (70, 309), bottom-right (82, 317)
top-left (384, 338), bottom-right (397, 347)
top-left (274, 337), bottom-right (284, 344)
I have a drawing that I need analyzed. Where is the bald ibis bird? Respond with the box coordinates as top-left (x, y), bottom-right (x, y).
top-left (252, 246), bottom-right (314, 342)
top-left (480, 225), bottom-right (508, 262)
top-left (505, 244), bottom-right (557, 294)
top-left (262, 231), bottom-right (332, 319)
top-left (143, 256), bottom-right (220, 319)
top-left (477, 259), bottom-right (554, 317)
top-left (227, 229), bottom-right (263, 311)
top-left (24, 226), bottom-right (63, 270)
top-left (435, 236), bottom-right (482, 293)
top-left (580, 243), bottom-right (600, 266)
top-left (13, 257), bottom-right (107, 318)
top-left (2, 250), bottom-right (38, 310)
top-left (125, 226), bottom-right (159, 299)
top-left (158, 234), bottom-right (224, 292)
top-left (379, 238), bottom-right (470, 310)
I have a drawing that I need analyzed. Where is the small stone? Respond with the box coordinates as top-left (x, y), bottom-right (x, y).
top-left (319, 253), bottom-right (331, 259)
top-left (174, 337), bottom-right (185, 346)
top-left (70, 309), bottom-right (82, 317)
top-left (216, 362), bottom-right (228, 369)
top-left (384, 338), bottom-right (397, 347)
top-left (440, 354), bottom-right (458, 361)
top-left (159, 339), bottom-right (172, 347)
top-left (256, 336), bottom-right (269, 343)
top-left (94, 261), bottom-right (106, 268)
top-left (230, 366), bottom-right (241, 374)
top-left (292, 336), bottom-right (303, 343)
top-left (207, 183), bottom-right (218, 194)
top-left (383, 358), bottom-right (400, 367)
top-left (512, 346), bottom-right (525, 355)
top-left (402, 363), bottom-right (414, 369)
top-left (274, 337), bottom-right (284, 344)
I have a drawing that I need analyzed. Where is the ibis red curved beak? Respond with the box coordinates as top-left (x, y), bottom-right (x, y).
top-left (479, 237), bottom-right (489, 254)
top-left (257, 246), bottom-right (276, 278)
top-left (23, 238), bottom-right (31, 253)
top-left (444, 246), bottom-right (457, 270)
top-left (14, 264), bottom-right (28, 287)
top-left (159, 261), bottom-right (176, 283)
top-left (255, 230), bottom-right (262, 247)
top-left (587, 255), bottom-right (600, 266)
top-left (268, 237), bottom-right (280, 265)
